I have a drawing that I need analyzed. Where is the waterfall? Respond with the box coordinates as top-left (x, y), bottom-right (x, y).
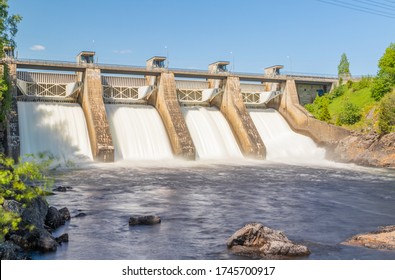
top-left (18, 101), bottom-right (93, 161)
top-left (249, 108), bottom-right (326, 162)
top-left (105, 104), bottom-right (173, 161)
top-left (181, 106), bottom-right (243, 160)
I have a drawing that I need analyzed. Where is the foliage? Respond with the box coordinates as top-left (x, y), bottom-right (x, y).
top-left (0, 154), bottom-right (53, 241)
top-left (337, 102), bottom-right (362, 125)
top-left (305, 95), bottom-right (331, 121)
top-left (0, 64), bottom-right (11, 122)
top-left (338, 53), bottom-right (350, 77)
top-left (377, 43), bottom-right (395, 85)
top-left (351, 76), bottom-right (372, 91)
top-left (378, 91), bottom-right (395, 135)
top-left (371, 75), bottom-right (392, 101)
top-left (329, 84), bottom-right (346, 100)
top-left (0, 0), bottom-right (22, 52)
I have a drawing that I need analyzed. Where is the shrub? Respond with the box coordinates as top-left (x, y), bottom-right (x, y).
top-left (378, 91), bottom-right (395, 134)
top-left (0, 154), bottom-right (53, 241)
top-left (352, 76), bottom-right (372, 91)
top-left (371, 76), bottom-right (392, 101)
top-left (337, 102), bottom-right (361, 125)
top-left (305, 95), bottom-right (331, 121)
top-left (330, 84), bottom-right (346, 100)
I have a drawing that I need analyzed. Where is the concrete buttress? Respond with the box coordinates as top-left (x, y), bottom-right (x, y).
top-left (148, 72), bottom-right (196, 160)
top-left (78, 68), bottom-right (114, 162)
top-left (211, 76), bottom-right (266, 159)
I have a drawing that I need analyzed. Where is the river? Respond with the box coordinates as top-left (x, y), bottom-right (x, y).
top-left (32, 159), bottom-right (395, 260)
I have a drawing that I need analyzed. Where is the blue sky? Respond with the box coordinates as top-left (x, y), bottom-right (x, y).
top-left (8, 0), bottom-right (395, 76)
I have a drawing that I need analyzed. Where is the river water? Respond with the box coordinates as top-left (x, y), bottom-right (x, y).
top-left (32, 160), bottom-right (395, 260)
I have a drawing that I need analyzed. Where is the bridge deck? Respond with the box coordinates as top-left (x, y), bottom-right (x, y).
top-left (7, 58), bottom-right (337, 85)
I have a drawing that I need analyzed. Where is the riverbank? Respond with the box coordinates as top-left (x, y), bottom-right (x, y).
top-left (330, 132), bottom-right (395, 168)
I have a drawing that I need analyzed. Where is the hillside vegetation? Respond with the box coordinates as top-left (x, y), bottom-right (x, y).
top-left (305, 43), bottom-right (395, 135)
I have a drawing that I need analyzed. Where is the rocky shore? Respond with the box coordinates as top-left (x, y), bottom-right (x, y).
top-left (330, 132), bottom-right (395, 168)
top-left (342, 225), bottom-right (395, 250)
top-left (0, 193), bottom-right (70, 260)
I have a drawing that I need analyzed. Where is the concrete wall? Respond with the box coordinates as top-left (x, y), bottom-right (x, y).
top-left (148, 72), bottom-right (196, 160)
top-left (211, 76), bottom-right (266, 159)
top-left (78, 68), bottom-right (114, 162)
top-left (268, 79), bottom-right (350, 145)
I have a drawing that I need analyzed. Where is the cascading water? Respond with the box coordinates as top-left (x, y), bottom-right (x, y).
top-left (249, 108), bottom-right (326, 162)
top-left (105, 104), bottom-right (173, 161)
top-left (181, 106), bottom-right (243, 160)
top-left (17, 101), bottom-right (93, 161)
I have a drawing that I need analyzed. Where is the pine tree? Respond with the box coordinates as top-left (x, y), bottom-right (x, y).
top-left (338, 53), bottom-right (351, 78)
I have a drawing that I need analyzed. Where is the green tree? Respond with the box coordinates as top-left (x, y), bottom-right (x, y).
top-left (377, 43), bottom-right (395, 84)
top-left (338, 53), bottom-right (350, 78)
top-left (0, 0), bottom-right (22, 53)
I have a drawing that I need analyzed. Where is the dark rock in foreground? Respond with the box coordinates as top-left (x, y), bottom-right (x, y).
top-left (0, 241), bottom-right (29, 260)
top-left (342, 225), bottom-right (395, 250)
top-left (55, 233), bottom-right (69, 244)
top-left (227, 223), bottom-right (310, 259)
top-left (129, 215), bottom-right (161, 226)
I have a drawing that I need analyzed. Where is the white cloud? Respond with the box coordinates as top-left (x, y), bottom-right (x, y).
top-left (113, 49), bottom-right (132, 55)
top-left (30, 45), bottom-right (46, 51)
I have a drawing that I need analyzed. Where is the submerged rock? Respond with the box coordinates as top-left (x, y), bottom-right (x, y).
top-left (227, 223), bottom-right (310, 259)
top-left (55, 233), bottom-right (69, 244)
top-left (342, 225), bottom-right (395, 250)
top-left (53, 186), bottom-right (73, 192)
top-left (129, 215), bottom-right (161, 226)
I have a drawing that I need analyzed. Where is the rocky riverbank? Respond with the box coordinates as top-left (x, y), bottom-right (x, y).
top-left (0, 194), bottom-right (70, 260)
top-left (342, 225), bottom-right (395, 250)
top-left (330, 132), bottom-right (395, 168)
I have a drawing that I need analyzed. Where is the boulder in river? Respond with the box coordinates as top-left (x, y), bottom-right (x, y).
top-left (129, 215), bottom-right (161, 226)
top-left (227, 223), bottom-right (310, 259)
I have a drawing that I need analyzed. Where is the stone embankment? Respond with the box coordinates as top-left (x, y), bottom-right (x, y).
top-left (331, 132), bottom-right (395, 168)
top-left (342, 225), bottom-right (395, 250)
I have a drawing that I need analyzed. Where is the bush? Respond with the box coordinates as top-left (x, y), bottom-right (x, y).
top-left (352, 76), bottom-right (372, 91)
top-left (337, 102), bottom-right (361, 125)
top-left (371, 76), bottom-right (392, 101)
top-left (330, 84), bottom-right (346, 100)
top-left (305, 96), bottom-right (331, 121)
top-left (0, 154), bottom-right (53, 241)
top-left (378, 91), bottom-right (395, 134)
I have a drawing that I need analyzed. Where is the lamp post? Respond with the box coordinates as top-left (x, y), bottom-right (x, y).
top-left (286, 55), bottom-right (293, 73)
top-left (230, 51), bottom-right (235, 73)
top-left (165, 46), bottom-right (169, 69)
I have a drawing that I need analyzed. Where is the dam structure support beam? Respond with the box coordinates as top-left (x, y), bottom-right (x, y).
top-left (148, 72), bottom-right (196, 160)
top-left (1, 62), bottom-right (20, 161)
top-left (78, 67), bottom-right (114, 162)
top-left (211, 76), bottom-right (266, 159)
top-left (268, 79), bottom-right (350, 145)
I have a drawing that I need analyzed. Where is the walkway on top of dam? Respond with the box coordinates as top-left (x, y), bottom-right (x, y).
top-left (9, 58), bottom-right (337, 85)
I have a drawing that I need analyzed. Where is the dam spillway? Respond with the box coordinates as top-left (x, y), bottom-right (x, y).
top-left (17, 101), bottom-right (93, 161)
top-left (248, 108), bottom-right (326, 162)
top-left (105, 104), bottom-right (174, 161)
top-left (181, 106), bottom-right (243, 160)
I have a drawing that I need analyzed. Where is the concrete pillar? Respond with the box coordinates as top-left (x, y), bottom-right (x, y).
top-left (1, 63), bottom-right (20, 161)
top-left (78, 68), bottom-right (114, 162)
top-left (273, 79), bottom-right (350, 144)
top-left (148, 72), bottom-right (195, 159)
top-left (211, 76), bottom-right (266, 159)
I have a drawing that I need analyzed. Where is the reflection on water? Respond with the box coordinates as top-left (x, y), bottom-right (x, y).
top-left (33, 160), bottom-right (395, 260)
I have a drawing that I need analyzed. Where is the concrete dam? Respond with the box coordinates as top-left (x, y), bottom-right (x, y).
top-left (1, 51), bottom-right (350, 162)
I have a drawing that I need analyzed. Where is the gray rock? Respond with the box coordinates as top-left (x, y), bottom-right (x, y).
top-left (59, 207), bottom-right (71, 221)
top-left (45, 207), bottom-right (65, 230)
top-left (227, 223), bottom-right (310, 259)
top-left (36, 230), bottom-right (58, 252)
top-left (21, 196), bottom-right (48, 229)
top-left (55, 233), bottom-right (69, 244)
top-left (3, 200), bottom-right (23, 215)
top-left (0, 241), bottom-right (29, 260)
top-left (129, 215), bottom-right (161, 226)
